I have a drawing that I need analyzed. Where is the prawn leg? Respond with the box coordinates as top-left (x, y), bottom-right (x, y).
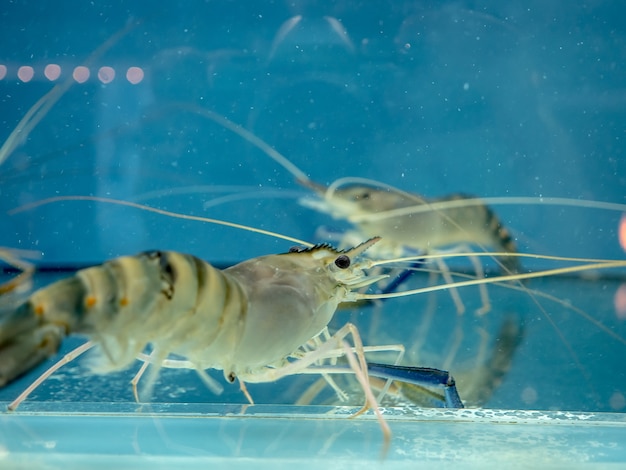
top-left (0, 248), bottom-right (38, 297)
top-left (7, 340), bottom-right (94, 411)
top-left (237, 322), bottom-right (399, 444)
top-left (367, 362), bottom-right (464, 409)
top-left (391, 315), bottom-right (524, 408)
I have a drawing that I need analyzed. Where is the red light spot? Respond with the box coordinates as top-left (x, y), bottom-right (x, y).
top-left (34, 305), bottom-right (44, 316)
top-left (615, 284), bottom-right (626, 320)
top-left (119, 297), bottom-right (129, 307)
top-left (44, 64), bottom-right (61, 81)
top-left (17, 66), bottom-right (34, 82)
top-left (0, 65), bottom-right (7, 80)
top-left (73, 66), bottom-right (90, 83)
top-left (85, 296), bottom-right (97, 308)
top-left (619, 214), bottom-right (626, 252)
top-left (126, 66), bottom-right (144, 84)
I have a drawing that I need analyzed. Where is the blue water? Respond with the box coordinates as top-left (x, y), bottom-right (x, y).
top-left (1, 1), bottom-right (625, 467)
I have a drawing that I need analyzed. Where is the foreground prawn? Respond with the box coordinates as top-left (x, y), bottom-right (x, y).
top-left (0, 239), bottom-right (383, 390)
top-left (0, 237), bottom-right (463, 450)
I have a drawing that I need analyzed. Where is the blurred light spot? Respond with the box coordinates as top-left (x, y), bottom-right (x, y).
top-left (614, 284), bottom-right (626, 320)
top-left (73, 66), bottom-right (90, 83)
top-left (126, 66), bottom-right (144, 84)
top-left (98, 66), bottom-right (115, 84)
top-left (17, 66), bottom-right (34, 82)
top-left (521, 386), bottom-right (537, 405)
top-left (44, 64), bottom-right (61, 81)
top-left (0, 64), bottom-right (6, 80)
top-left (610, 391), bottom-right (626, 410)
top-left (619, 214), bottom-right (626, 252)
top-left (44, 441), bottom-right (57, 449)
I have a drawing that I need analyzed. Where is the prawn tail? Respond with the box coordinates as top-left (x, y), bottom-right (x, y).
top-left (0, 276), bottom-right (85, 387)
top-left (484, 204), bottom-right (521, 274)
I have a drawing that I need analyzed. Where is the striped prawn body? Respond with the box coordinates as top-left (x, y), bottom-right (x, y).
top-left (0, 240), bottom-right (381, 389)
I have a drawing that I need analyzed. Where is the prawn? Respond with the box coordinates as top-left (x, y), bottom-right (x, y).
top-left (300, 177), bottom-right (520, 315)
top-left (0, 234), bottom-right (468, 451)
top-left (0, 238), bottom-right (383, 389)
top-left (299, 177), bottom-right (520, 273)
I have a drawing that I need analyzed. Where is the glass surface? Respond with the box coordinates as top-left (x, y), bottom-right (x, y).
top-left (1, 1), bottom-right (625, 467)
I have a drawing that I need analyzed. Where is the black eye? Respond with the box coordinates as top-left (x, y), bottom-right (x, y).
top-left (334, 255), bottom-right (351, 269)
top-left (289, 246), bottom-right (302, 253)
top-left (350, 191), bottom-right (370, 202)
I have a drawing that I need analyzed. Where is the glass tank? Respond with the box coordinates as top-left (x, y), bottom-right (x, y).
top-left (1, 1), bottom-right (625, 467)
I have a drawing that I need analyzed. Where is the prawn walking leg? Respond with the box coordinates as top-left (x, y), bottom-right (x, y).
top-left (8, 340), bottom-right (94, 411)
top-left (0, 248), bottom-right (38, 297)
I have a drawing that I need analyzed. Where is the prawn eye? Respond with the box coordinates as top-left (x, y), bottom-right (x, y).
top-left (349, 191), bottom-right (370, 202)
top-left (334, 254), bottom-right (351, 269)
